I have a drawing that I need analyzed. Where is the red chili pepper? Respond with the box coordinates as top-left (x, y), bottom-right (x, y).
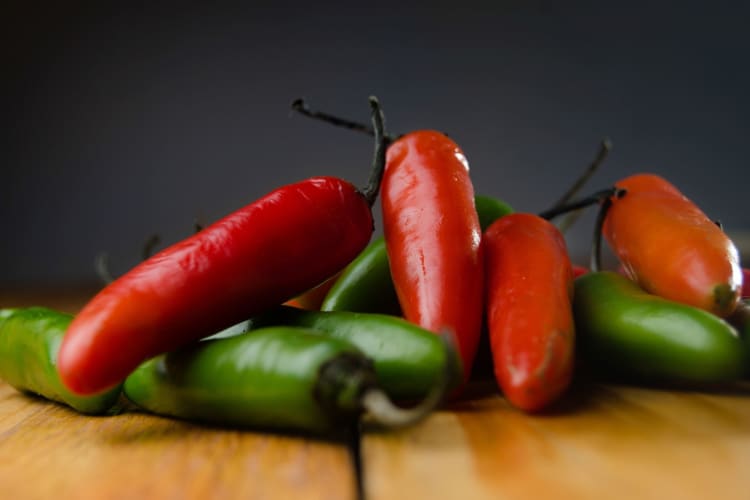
top-left (603, 173), bottom-right (742, 318)
top-left (381, 131), bottom-right (484, 384)
top-left (484, 213), bottom-right (575, 412)
top-left (58, 98), bottom-right (387, 395)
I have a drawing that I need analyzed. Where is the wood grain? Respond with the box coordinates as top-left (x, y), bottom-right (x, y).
top-left (362, 382), bottom-right (750, 500)
top-left (4, 290), bottom-right (750, 499)
top-left (0, 382), bottom-right (356, 500)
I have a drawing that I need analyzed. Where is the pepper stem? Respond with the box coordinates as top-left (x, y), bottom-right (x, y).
top-left (360, 96), bottom-right (387, 206)
top-left (291, 98), bottom-right (399, 144)
top-left (590, 188), bottom-right (626, 272)
top-left (94, 252), bottom-right (115, 284)
top-left (538, 187), bottom-right (619, 221)
top-left (555, 139), bottom-right (613, 233)
top-left (141, 233), bottom-right (161, 260)
top-left (93, 232), bottom-right (163, 285)
top-left (291, 97), bottom-right (390, 207)
top-left (360, 329), bottom-right (458, 428)
top-left (552, 138), bottom-right (612, 209)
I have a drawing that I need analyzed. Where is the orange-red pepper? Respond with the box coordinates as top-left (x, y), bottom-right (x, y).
top-left (484, 213), bottom-right (575, 412)
top-left (381, 131), bottom-right (484, 383)
top-left (603, 173), bottom-right (742, 317)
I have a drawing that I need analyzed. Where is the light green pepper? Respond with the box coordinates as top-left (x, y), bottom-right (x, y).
top-left (0, 307), bottom-right (121, 414)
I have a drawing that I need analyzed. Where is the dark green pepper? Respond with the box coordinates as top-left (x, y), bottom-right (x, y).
top-left (473, 194), bottom-right (515, 233)
top-left (0, 307), bottom-right (122, 414)
top-left (573, 272), bottom-right (746, 384)
top-left (727, 300), bottom-right (750, 377)
top-left (248, 306), bottom-right (460, 400)
top-left (123, 326), bottom-right (450, 434)
top-left (320, 236), bottom-right (400, 314)
top-left (321, 194), bottom-right (513, 314)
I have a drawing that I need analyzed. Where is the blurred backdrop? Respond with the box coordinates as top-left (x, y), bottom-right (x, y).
top-left (2, 1), bottom-right (749, 288)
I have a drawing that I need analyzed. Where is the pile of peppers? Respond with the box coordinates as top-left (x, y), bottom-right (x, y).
top-left (1, 96), bottom-right (748, 436)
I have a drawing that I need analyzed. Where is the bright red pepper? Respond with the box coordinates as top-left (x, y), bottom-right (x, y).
top-left (484, 213), bottom-right (575, 412)
top-left (59, 99), bottom-right (387, 395)
top-left (381, 131), bottom-right (484, 384)
top-left (603, 173), bottom-right (742, 318)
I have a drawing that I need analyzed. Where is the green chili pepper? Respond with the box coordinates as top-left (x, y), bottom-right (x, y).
top-left (248, 306), bottom-right (461, 400)
top-left (473, 194), bottom-right (515, 233)
top-left (727, 300), bottom-right (750, 377)
top-left (123, 326), bottom-right (452, 434)
top-left (320, 236), bottom-right (400, 314)
top-left (0, 307), bottom-right (122, 414)
top-left (0, 308), bottom-right (18, 324)
top-left (573, 272), bottom-right (746, 384)
top-left (321, 194), bottom-right (513, 314)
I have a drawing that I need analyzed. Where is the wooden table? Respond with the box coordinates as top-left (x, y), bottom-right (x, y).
top-left (1, 290), bottom-right (749, 500)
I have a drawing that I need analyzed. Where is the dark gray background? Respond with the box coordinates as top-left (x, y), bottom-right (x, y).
top-left (2, 1), bottom-right (749, 288)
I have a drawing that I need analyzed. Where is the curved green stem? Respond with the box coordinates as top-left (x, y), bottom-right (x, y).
top-left (361, 329), bottom-right (457, 428)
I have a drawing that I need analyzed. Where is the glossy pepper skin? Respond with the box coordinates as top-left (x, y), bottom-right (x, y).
top-left (321, 237), bottom-right (401, 315)
top-left (59, 177), bottom-right (376, 395)
top-left (727, 300), bottom-right (750, 377)
top-left (484, 214), bottom-right (575, 412)
top-left (574, 272), bottom-right (745, 384)
top-left (603, 173), bottom-right (742, 317)
top-left (249, 306), bottom-right (460, 400)
top-left (381, 131), bottom-right (484, 383)
top-left (322, 194), bottom-right (512, 316)
top-left (123, 326), bottom-right (375, 434)
top-left (60, 96), bottom-right (389, 396)
top-left (0, 308), bottom-right (121, 414)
